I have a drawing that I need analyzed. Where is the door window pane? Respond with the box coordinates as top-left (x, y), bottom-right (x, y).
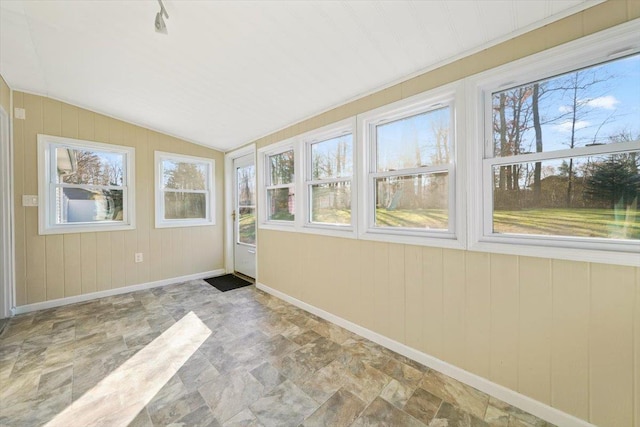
top-left (376, 107), bottom-right (450, 172)
top-left (237, 163), bottom-right (256, 245)
top-left (375, 173), bottom-right (449, 229)
top-left (238, 207), bottom-right (256, 245)
top-left (310, 182), bottom-right (351, 225)
top-left (492, 153), bottom-right (639, 239)
top-left (237, 164), bottom-right (256, 207)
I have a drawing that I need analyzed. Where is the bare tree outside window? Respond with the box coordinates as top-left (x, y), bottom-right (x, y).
top-left (55, 147), bottom-right (125, 223)
top-left (309, 134), bottom-right (352, 225)
top-left (490, 53), bottom-right (640, 240)
top-left (158, 156), bottom-right (213, 224)
top-left (373, 106), bottom-right (451, 230)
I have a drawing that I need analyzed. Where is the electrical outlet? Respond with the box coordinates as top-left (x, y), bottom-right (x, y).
top-left (134, 253), bottom-right (143, 263)
top-left (14, 108), bottom-right (26, 120)
top-left (22, 195), bottom-right (38, 207)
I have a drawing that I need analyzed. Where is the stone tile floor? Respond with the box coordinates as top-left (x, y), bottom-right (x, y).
top-left (0, 280), bottom-right (555, 427)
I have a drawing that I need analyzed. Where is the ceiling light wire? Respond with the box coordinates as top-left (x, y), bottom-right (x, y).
top-left (155, 0), bottom-right (169, 35)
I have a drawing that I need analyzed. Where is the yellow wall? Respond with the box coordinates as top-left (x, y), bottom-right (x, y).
top-left (254, 2), bottom-right (640, 426)
top-left (0, 75), bottom-right (10, 114)
top-left (12, 92), bottom-right (224, 307)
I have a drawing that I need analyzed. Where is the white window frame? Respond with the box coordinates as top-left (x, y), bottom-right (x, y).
top-left (257, 139), bottom-right (299, 231)
top-left (37, 134), bottom-right (135, 235)
top-left (302, 118), bottom-right (357, 237)
top-left (467, 19), bottom-right (640, 266)
top-left (358, 84), bottom-right (466, 248)
top-left (154, 151), bottom-right (215, 228)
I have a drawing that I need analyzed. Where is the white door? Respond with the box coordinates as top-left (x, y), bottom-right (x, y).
top-left (233, 153), bottom-right (256, 278)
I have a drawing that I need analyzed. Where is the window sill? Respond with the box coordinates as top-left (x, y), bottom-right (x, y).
top-left (301, 223), bottom-right (357, 239)
top-left (39, 223), bottom-right (135, 235)
top-left (469, 239), bottom-right (640, 267)
top-left (359, 228), bottom-right (465, 249)
top-left (155, 219), bottom-right (215, 229)
top-left (259, 221), bottom-right (296, 233)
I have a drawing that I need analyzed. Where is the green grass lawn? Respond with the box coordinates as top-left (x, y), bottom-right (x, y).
top-left (312, 209), bottom-right (351, 225)
top-left (239, 212), bottom-right (256, 244)
top-left (271, 206), bottom-right (639, 240)
top-left (493, 208), bottom-right (639, 239)
top-left (310, 207), bottom-right (639, 239)
top-left (311, 208), bottom-right (449, 229)
top-left (376, 208), bottom-right (448, 229)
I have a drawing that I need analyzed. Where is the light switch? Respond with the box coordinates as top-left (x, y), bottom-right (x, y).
top-left (22, 195), bottom-right (38, 207)
top-left (14, 108), bottom-right (26, 120)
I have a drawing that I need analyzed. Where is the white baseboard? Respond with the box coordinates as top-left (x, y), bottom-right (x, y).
top-left (13, 269), bottom-right (226, 315)
top-left (256, 282), bottom-right (596, 427)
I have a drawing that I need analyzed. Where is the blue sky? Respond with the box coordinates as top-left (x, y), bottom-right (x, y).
top-left (311, 134), bottom-right (353, 179)
top-left (494, 53), bottom-right (640, 154)
top-left (376, 107), bottom-right (450, 172)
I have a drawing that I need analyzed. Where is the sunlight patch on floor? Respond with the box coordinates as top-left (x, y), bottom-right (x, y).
top-left (45, 311), bottom-right (211, 427)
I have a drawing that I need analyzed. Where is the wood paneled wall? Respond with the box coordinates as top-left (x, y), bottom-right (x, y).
top-left (0, 76), bottom-right (9, 113)
top-left (12, 92), bottom-right (224, 306)
top-left (254, 2), bottom-right (640, 426)
top-left (259, 231), bottom-right (639, 426)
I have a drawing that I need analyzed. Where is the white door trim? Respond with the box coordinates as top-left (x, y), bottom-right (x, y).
top-left (224, 144), bottom-right (256, 275)
top-left (0, 104), bottom-right (15, 318)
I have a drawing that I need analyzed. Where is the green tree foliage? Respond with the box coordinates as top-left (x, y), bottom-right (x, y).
top-left (163, 162), bottom-right (207, 219)
top-left (269, 151), bottom-right (294, 219)
top-left (165, 162), bottom-right (205, 190)
top-left (584, 154), bottom-right (639, 209)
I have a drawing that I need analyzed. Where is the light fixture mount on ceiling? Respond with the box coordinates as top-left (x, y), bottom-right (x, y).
top-left (155, 0), bottom-right (169, 35)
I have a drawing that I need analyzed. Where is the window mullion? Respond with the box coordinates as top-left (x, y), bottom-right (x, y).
top-left (372, 166), bottom-right (448, 179)
top-left (307, 177), bottom-right (352, 186)
top-left (55, 183), bottom-right (124, 191)
top-left (266, 183), bottom-right (294, 190)
top-left (486, 140), bottom-right (640, 166)
top-left (162, 188), bottom-right (208, 194)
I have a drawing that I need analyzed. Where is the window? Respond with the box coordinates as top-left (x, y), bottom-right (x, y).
top-left (304, 120), bottom-right (354, 229)
top-left (470, 23), bottom-right (640, 262)
top-left (155, 152), bottom-right (215, 228)
top-left (38, 135), bottom-right (135, 234)
top-left (237, 160), bottom-right (256, 245)
top-left (359, 88), bottom-right (461, 246)
top-left (265, 148), bottom-right (295, 222)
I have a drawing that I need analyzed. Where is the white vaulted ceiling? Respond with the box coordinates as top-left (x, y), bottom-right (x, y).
top-left (0, 0), bottom-right (600, 151)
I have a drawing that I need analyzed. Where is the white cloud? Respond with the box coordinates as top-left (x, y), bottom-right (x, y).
top-left (554, 120), bottom-right (590, 132)
top-left (582, 95), bottom-right (619, 110)
top-left (558, 96), bottom-right (619, 113)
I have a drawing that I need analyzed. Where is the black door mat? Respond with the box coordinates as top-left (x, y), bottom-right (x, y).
top-left (204, 274), bottom-right (253, 292)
